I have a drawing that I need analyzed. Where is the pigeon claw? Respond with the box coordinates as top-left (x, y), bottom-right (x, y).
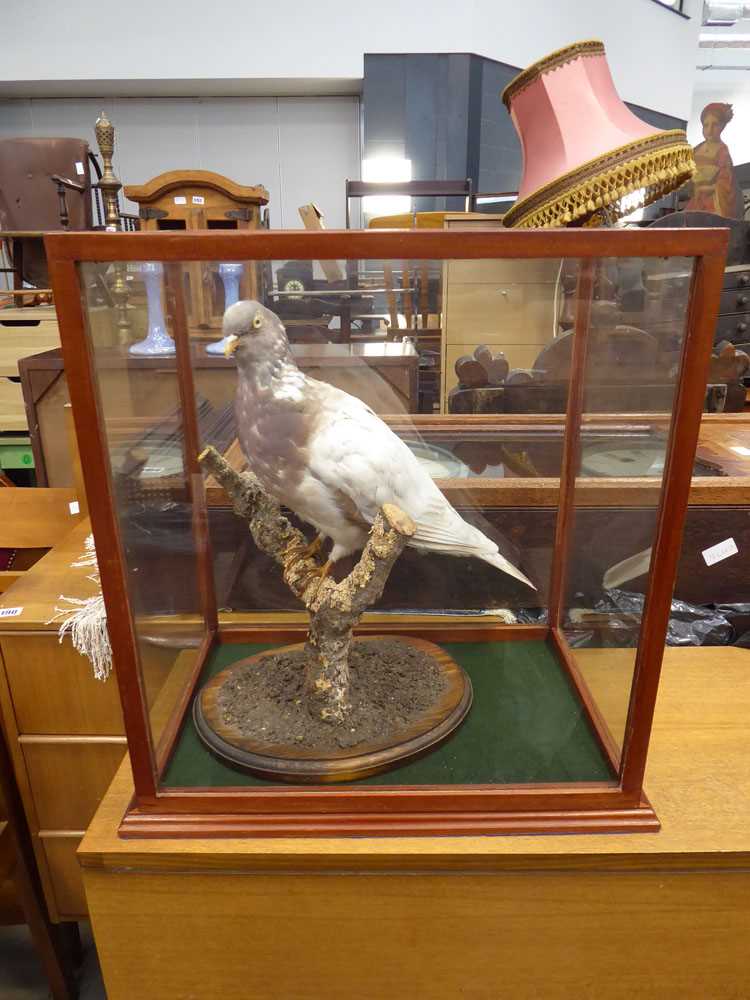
top-left (287, 534), bottom-right (324, 573)
top-left (302, 533), bottom-right (324, 559)
top-left (301, 559), bottom-right (333, 591)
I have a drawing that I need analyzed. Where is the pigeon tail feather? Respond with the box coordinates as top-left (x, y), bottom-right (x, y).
top-left (478, 549), bottom-right (537, 591)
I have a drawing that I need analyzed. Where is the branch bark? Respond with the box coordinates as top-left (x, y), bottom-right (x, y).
top-left (198, 446), bottom-right (415, 722)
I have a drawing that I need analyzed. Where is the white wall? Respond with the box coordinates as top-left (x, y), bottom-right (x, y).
top-left (0, 96), bottom-right (360, 228)
top-left (1, 0), bottom-right (702, 119)
top-left (471, 0), bottom-right (702, 121)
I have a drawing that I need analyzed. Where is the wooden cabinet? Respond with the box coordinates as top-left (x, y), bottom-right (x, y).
top-left (440, 215), bottom-right (559, 410)
top-left (0, 520), bottom-right (175, 920)
top-left (123, 170), bottom-right (269, 329)
top-left (0, 306), bottom-right (60, 433)
top-left (78, 647), bottom-right (750, 1000)
top-left (21, 344), bottom-right (420, 486)
top-left (715, 263), bottom-right (750, 351)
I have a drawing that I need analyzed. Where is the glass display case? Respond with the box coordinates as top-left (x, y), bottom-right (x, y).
top-left (45, 226), bottom-right (727, 837)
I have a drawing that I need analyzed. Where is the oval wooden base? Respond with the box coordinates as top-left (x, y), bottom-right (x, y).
top-left (193, 637), bottom-right (472, 783)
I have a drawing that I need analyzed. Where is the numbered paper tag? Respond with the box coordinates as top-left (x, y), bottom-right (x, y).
top-left (174, 196), bottom-right (187, 205)
top-left (192, 195), bottom-right (205, 205)
top-left (69, 500), bottom-right (80, 515)
top-left (0, 607), bottom-right (22, 618)
top-left (75, 161), bottom-right (85, 175)
top-left (702, 537), bottom-right (738, 566)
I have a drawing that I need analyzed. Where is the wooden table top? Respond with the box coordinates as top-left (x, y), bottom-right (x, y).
top-left (0, 518), bottom-right (93, 631)
top-left (79, 644), bottom-right (750, 873)
top-left (21, 341), bottom-right (418, 372)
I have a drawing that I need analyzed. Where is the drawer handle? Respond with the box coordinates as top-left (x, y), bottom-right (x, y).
top-left (739, 274), bottom-right (750, 288)
top-left (738, 322), bottom-right (748, 334)
top-left (738, 294), bottom-right (749, 307)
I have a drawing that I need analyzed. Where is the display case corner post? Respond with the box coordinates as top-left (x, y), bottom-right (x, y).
top-left (155, 629), bottom-right (218, 779)
top-left (164, 261), bottom-right (220, 633)
top-left (548, 257), bottom-right (595, 627)
top-left (46, 253), bottom-right (159, 801)
top-left (620, 247), bottom-right (728, 796)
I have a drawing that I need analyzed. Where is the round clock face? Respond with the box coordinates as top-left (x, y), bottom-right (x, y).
top-left (580, 443), bottom-right (665, 477)
top-left (284, 278), bottom-right (305, 300)
top-left (403, 440), bottom-right (470, 479)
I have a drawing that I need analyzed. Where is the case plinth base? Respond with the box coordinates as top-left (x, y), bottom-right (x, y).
top-left (192, 637), bottom-right (473, 783)
top-left (118, 800), bottom-right (660, 839)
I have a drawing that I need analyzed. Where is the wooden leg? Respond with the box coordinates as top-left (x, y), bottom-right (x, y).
top-left (0, 724), bottom-right (77, 999)
top-left (419, 263), bottom-right (430, 329)
top-left (59, 920), bottom-right (83, 968)
top-left (383, 263), bottom-right (399, 331)
top-left (13, 238), bottom-right (24, 309)
top-left (402, 263), bottom-right (413, 331)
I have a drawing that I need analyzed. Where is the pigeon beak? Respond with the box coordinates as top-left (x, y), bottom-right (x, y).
top-left (223, 334), bottom-right (240, 358)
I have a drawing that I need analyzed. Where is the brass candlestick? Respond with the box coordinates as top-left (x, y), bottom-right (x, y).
top-left (94, 111), bottom-right (130, 341)
top-left (94, 111), bottom-right (122, 230)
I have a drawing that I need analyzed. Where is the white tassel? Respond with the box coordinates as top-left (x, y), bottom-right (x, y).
top-left (71, 533), bottom-right (98, 570)
top-left (44, 533), bottom-right (112, 682)
top-left (48, 594), bottom-right (112, 682)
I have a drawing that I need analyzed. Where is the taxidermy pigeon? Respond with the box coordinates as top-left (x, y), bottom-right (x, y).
top-left (223, 300), bottom-right (535, 589)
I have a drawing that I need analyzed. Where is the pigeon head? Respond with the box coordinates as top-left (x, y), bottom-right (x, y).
top-left (222, 300), bottom-right (292, 367)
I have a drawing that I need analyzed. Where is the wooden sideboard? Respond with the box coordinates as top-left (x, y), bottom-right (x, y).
top-left (0, 306), bottom-right (60, 433)
top-left (0, 519), bottom-right (177, 920)
top-left (79, 645), bottom-right (750, 999)
top-left (20, 342), bottom-right (419, 487)
top-left (440, 215), bottom-right (559, 408)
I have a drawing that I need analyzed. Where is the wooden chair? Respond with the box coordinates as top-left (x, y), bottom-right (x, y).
top-left (344, 178), bottom-right (473, 229)
top-left (345, 179), bottom-right (472, 332)
top-left (0, 133), bottom-right (138, 306)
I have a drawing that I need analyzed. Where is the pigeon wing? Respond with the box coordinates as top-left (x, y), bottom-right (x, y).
top-left (305, 387), bottom-right (532, 587)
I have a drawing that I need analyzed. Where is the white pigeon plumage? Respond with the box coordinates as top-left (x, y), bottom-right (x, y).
top-left (223, 300), bottom-right (535, 590)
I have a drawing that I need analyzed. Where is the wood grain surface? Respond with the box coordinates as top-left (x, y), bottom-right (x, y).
top-left (81, 646), bottom-right (750, 869)
top-left (205, 414), bottom-right (750, 509)
top-left (0, 488), bottom-right (80, 550)
top-left (80, 646), bottom-right (750, 1000)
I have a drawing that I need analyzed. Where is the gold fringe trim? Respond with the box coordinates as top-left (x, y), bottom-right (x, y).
top-left (501, 39), bottom-right (604, 108)
top-left (503, 134), bottom-right (695, 230)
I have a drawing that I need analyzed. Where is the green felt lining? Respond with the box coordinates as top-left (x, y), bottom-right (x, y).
top-left (161, 639), bottom-right (613, 788)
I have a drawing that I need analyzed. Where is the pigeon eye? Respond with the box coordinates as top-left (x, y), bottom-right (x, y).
top-left (252, 314), bottom-right (262, 330)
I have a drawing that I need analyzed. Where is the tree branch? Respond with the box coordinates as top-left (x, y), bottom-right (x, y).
top-left (198, 446), bottom-right (415, 722)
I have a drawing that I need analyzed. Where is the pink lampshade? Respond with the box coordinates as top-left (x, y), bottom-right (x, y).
top-left (501, 40), bottom-right (695, 229)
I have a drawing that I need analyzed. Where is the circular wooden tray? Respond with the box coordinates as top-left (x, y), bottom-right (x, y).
top-left (193, 636), bottom-right (472, 783)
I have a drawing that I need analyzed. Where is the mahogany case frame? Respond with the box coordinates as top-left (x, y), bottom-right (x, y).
top-left (44, 228), bottom-right (728, 838)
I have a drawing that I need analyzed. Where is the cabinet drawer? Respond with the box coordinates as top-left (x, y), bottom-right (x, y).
top-left (0, 327), bottom-right (60, 377)
top-left (3, 635), bottom-right (125, 735)
top-left (445, 283), bottom-right (554, 344)
top-left (722, 266), bottom-right (750, 291)
top-left (40, 835), bottom-right (87, 919)
top-left (22, 739), bottom-right (126, 829)
top-left (2, 634), bottom-right (176, 735)
top-left (446, 259), bottom-right (560, 284)
top-left (0, 377), bottom-right (27, 431)
top-left (720, 288), bottom-right (750, 316)
top-left (715, 314), bottom-right (750, 344)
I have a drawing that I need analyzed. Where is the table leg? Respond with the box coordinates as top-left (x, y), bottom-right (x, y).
top-left (13, 239), bottom-right (24, 309)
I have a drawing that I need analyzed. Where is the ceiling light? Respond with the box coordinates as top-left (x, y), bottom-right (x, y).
top-left (361, 157), bottom-right (412, 217)
top-left (702, 1), bottom-right (750, 23)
